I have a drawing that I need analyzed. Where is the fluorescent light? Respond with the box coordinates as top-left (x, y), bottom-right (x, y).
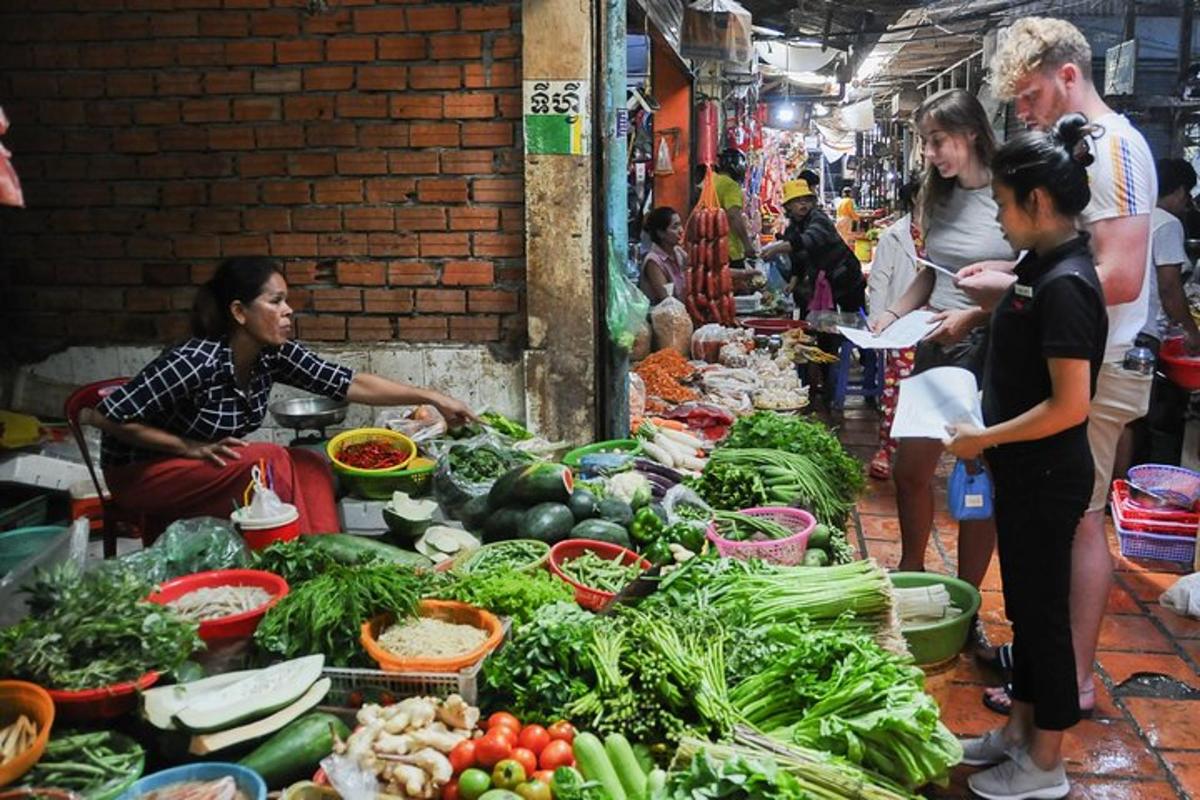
top-left (813, 103), bottom-right (829, 117)
top-left (776, 105), bottom-right (797, 122)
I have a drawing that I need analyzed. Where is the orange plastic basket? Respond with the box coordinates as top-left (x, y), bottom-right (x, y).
top-left (0, 681), bottom-right (54, 788)
top-left (360, 600), bottom-right (504, 674)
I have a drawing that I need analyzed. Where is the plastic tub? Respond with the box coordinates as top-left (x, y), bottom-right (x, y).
top-left (46, 672), bottom-right (160, 722)
top-left (230, 506), bottom-right (301, 551)
top-left (117, 763), bottom-right (266, 800)
top-left (327, 429), bottom-right (416, 474)
top-left (145, 569), bottom-right (289, 644)
top-left (0, 526), bottom-right (69, 578)
top-left (361, 600), bottom-right (504, 673)
top-left (0, 681), bottom-right (54, 787)
top-left (890, 572), bottom-right (982, 666)
top-left (705, 507), bottom-right (816, 566)
top-left (562, 440), bottom-right (643, 469)
top-left (1161, 336), bottom-right (1200, 391)
top-left (548, 539), bottom-right (651, 611)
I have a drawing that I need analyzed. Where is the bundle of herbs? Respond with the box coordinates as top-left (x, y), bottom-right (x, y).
top-left (432, 566), bottom-right (575, 625)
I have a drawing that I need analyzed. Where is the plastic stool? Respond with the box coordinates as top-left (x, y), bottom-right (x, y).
top-left (831, 339), bottom-right (881, 410)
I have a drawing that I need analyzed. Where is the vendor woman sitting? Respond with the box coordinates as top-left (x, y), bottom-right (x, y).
top-left (83, 257), bottom-right (475, 535)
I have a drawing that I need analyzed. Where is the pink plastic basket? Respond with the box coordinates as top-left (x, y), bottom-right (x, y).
top-left (705, 507), bottom-right (817, 565)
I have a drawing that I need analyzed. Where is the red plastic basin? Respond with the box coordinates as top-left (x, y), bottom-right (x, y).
top-left (46, 671), bottom-right (160, 721)
top-left (146, 569), bottom-right (289, 644)
top-left (548, 539), bottom-right (650, 611)
top-left (1161, 336), bottom-right (1200, 391)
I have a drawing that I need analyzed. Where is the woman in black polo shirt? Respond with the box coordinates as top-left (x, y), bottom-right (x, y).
top-left (943, 115), bottom-right (1106, 800)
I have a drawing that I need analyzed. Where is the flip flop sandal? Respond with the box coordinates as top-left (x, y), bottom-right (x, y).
top-left (976, 642), bottom-right (1014, 675)
top-left (982, 682), bottom-right (1096, 718)
top-left (869, 452), bottom-right (892, 480)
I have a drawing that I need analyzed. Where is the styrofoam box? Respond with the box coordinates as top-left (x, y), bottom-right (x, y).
top-left (0, 454), bottom-right (91, 491)
top-left (339, 497), bottom-right (388, 532)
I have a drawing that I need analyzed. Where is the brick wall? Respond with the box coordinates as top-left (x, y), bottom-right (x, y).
top-left (0, 0), bottom-right (524, 363)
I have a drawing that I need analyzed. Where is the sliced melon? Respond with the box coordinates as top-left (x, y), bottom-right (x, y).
top-left (142, 669), bottom-right (261, 731)
top-left (173, 654), bottom-right (324, 733)
top-left (188, 677), bottom-right (331, 755)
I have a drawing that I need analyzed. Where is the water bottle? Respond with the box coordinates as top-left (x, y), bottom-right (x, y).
top-left (1123, 346), bottom-right (1156, 376)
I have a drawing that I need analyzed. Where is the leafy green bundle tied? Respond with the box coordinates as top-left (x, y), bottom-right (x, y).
top-left (720, 411), bottom-right (864, 503)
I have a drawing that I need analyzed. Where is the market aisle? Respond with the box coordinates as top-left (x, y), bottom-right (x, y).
top-left (833, 406), bottom-right (1200, 800)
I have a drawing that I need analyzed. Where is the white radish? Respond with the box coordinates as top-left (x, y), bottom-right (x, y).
top-left (653, 434), bottom-right (695, 463)
top-left (657, 426), bottom-right (707, 450)
top-left (677, 455), bottom-right (707, 472)
top-left (641, 439), bottom-right (675, 467)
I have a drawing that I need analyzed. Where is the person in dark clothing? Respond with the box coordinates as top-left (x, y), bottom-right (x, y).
top-left (945, 114), bottom-right (1107, 800)
top-left (762, 178), bottom-right (865, 313)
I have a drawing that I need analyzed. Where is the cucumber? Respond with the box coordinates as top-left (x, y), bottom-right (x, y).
top-left (647, 768), bottom-right (667, 796)
top-left (803, 548), bottom-right (830, 567)
top-left (567, 488), bottom-right (599, 521)
top-left (482, 507), bottom-right (525, 543)
top-left (596, 498), bottom-right (634, 527)
top-left (238, 712), bottom-right (351, 789)
top-left (604, 733), bottom-right (647, 800)
top-left (807, 523), bottom-right (831, 551)
top-left (488, 463), bottom-right (574, 509)
top-left (569, 519), bottom-right (632, 549)
top-left (518, 502), bottom-right (576, 544)
top-left (174, 655), bottom-right (325, 733)
top-left (306, 533), bottom-right (433, 569)
top-left (574, 732), bottom-right (627, 800)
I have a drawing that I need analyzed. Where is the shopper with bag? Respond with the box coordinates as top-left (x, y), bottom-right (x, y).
top-left (944, 115), bottom-right (1107, 800)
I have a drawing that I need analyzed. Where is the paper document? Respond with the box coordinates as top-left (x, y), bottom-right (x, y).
top-left (837, 310), bottom-right (939, 350)
top-left (904, 251), bottom-right (959, 279)
top-left (890, 367), bottom-right (984, 439)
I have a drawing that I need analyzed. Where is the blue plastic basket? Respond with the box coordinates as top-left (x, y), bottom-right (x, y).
top-left (1116, 519), bottom-right (1197, 564)
top-left (118, 764), bottom-right (266, 800)
top-left (1127, 464), bottom-right (1200, 509)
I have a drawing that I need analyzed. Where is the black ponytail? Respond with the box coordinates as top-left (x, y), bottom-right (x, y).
top-left (992, 112), bottom-right (1098, 217)
top-left (191, 257), bottom-right (282, 339)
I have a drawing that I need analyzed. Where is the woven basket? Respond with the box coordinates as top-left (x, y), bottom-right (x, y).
top-left (705, 506), bottom-right (816, 565)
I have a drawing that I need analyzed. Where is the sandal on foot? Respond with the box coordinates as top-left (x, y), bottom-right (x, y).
top-left (977, 642), bottom-right (1015, 675)
top-left (983, 683), bottom-right (1095, 719)
top-left (869, 450), bottom-right (891, 480)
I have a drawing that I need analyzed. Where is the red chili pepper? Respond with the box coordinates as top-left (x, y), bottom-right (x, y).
top-left (339, 441), bottom-right (406, 469)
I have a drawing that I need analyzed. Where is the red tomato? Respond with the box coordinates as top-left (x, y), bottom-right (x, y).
top-left (449, 739), bottom-right (477, 774)
top-left (442, 780), bottom-right (461, 800)
top-left (488, 712), bottom-right (521, 731)
top-left (476, 732), bottom-right (514, 769)
top-left (546, 721), bottom-right (576, 744)
top-left (510, 747), bottom-right (538, 777)
top-left (517, 725), bottom-right (550, 756)
top-left (538, 739), bottom-right (574, 771)
top-left (532, 770), bottom-right (555, 785)
top-left (491, 725), bottom-right (519, 747)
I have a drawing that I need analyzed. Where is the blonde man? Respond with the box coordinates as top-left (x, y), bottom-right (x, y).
top-left (956, 17), bottom-right (1156, 798)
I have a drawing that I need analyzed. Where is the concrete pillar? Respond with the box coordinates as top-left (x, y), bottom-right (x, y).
top-left (521, 0), bottom-right (598, 442)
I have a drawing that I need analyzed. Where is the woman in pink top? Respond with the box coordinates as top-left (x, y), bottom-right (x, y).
top-left (641, 206), bottom-right (689, 304)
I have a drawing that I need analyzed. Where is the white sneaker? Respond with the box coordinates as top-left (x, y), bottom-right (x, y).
top-left (960, 728), bottom-right (1016, 767)
top-left (968, 749), bottom-right (1069, 800)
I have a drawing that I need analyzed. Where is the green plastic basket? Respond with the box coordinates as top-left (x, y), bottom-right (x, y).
top-left (562, 439), bottom-right (642, 468)
top-left (339, 458), bottom-right (436, 501)
top-left (890, 572), bottom-right (982, 666)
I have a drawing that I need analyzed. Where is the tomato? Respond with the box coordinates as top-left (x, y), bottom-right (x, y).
top-left (538, 739), bottom-right (574, 771)
top-left (546, 721), bottom-right (576, 744)
top-left (510, 747), bottom-right (537, 777)
top-left (458, 768), bottom-right (492, 800)
top-left (449, 739), bottom-right (477, 774)
top-left (492, 759), bottom-right (527, 791)
top-left (490, 725), bottom-right (519, 748)
top-left (515, 779), bottom-right (553, 800)
top-left (488, 712), bottom-right (522, 731)
top-left (532, 770), bottom-right (555, 785)
top-left (442, 780), bottom-right (461, 800)
top-left (517, 725), bottom-right (550, 756)
top-left (475, 732), bottom-right (513, 768)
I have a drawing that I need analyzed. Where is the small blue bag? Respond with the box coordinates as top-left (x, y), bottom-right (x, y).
top-left (948, 458), bottom-right (994, 521)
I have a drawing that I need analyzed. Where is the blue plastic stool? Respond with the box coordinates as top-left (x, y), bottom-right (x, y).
top-left (830, 338), bottom-right (881, 410)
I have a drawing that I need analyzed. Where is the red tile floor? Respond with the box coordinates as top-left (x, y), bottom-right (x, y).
top-left (834, 407), bottom-right (1200, 799)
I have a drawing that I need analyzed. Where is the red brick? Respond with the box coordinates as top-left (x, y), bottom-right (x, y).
top-left (473, 178), bottom-right (522, 203)
top-left (396, 207), bottom-right (447, 231)
top-left (285, 95), bottom-right (334, 121)
top-left (178, 42), bottom-right (224, 67)
top-left (353, 8), bottom-right (406, 33)
top-left (493, 33), bottom-right (520, 59)
top-left (205, 70), bottom-right (253, 94)
top-left (497, 94), bottom-right (521, 119)
top-left (365, 178), bottom-right (416, 203)
top-left (319, 232), bottom-right (369, 256)
top-left (419, 233), bottom-right (469, 257)
top-left (357, 65), bottom-right (406, 91)
top-left (369, 233), bottom-right (420, 257)
top-left (293, 207), bottom-right (342, 231)
top-left (363, 288), bottom-right (414, 313)
top-left (253, 70), bottom-right (302, 93)
top-left (297, 315), bottom-right (346, 341)
top-left (239, 152), bottom-right (287, 177)
top-left (162, 182), bottom-right (207, 205)
top-left (302, 7), bottom-right (351, 34)
top-left (415, 288), bottom-right (465, 313)
top-left (348, 317), bottom-right (393, 341)
top-left (408, 65), bottom-right (460, 90)
top-left (223, 0), bottom-right (270, 7)
top-left (445, 93), bottom-right (498, 119)
top-left (198, 11), bottom-right (249, 37)
top-left (60, 74), bottom-right (106, 99)
top-left (289, 153), bottom-right (335, 176)
top-left (233, 97), bottom-right (281, 121)
top-left (81, 44), bottom-right (128, 69)
top-left (222, 235), bottom-right (270, 256)
top-left (406, 6), bottom-right (457, 31)
top-left (209, 127), bottom-right (256, 150)
top-left (125, 287), bottom-right (174, 312)
top-left (175, 235), bottom-right (222, 258)
top-left (256, 124), bottom-right (304, 149)
top-left (335, 152), bottom-right (387, 175)
top-left (335, 95), bottom-right (388, 118)
top-left (307, 122), bottom-right (357, 147)
top-left (388, 152), bottom-right (440, 174)
top-left (284, 261), bottom-right (319, 284)
top-left (243, 208), bottom-right (291, 232)
top-left (311, 288), bottom-right (362, 312)
top-left (450, 315), bottom-right (501, 342)
top-left (337, 261), bottom-right (387, 284)
top-left (417, 179), bottom-right (468, 203)
top-left (226, 41), bottom-right (274, 65)
top-left (390, 95), bottom-right (442, 119)
top-left (262, 181), bottom-right (312, 204)
top-left (86, 102), bottom-right (132, 127)
top-left (358, 123), bottom-right (410, 148)
top-left (469, 289), bottom-right (519, 314)
top-left (410, 122), bottom-right (459, 148)
top-left (465, 62), bottom-right (519, 88)
top-left (442, 260), bottom-right (494, 286)
top-left (194, 209), bottom-right (242, 232)
top-left (135, 101), bottom-right (181, 125)
top-left (430, 34), bottom-right (482, 60)
top-left (397, 316), bottom-right (448, 341)
top-left (314, 179), bottom-right (364, 203)
top-left (107, 72), bottom-right (155, 97)
top-left (387, 262), bottom-right (438, 285)
top-left (151, 12), bottom-right (200, 37)
top-left (440, 151), bottom-right (495, 174)
top-left (327, 37), bottom-right (376, 62)
top-left (378, 36), bottom-right (426, 61)
top-left (113, 129), bottom-right (158, 154)
top-left (251, 10), bottom-right (299, 36)
top-left (500, 207), bottom-right (523, 231)
top-left (461, 6), bottom-right (511, 30)
top-left (450, 207), bottom-right (500, 231)
top-left (344, 207), bottom-right (394, 231)
top-left (127, 42), bottom-right (175, 68)
top-left (268, 233), bottom-right (317, 258)
top-left (304, 66), bottom-right (353, 91)
top-left (207, 183), bottom-right (258, 205)
top-left (462, 122), bottom-right (513, 147)
top-left (157, 73), bottom-right (203, 96)
top-left (474, 232), bottom-right (522, 257)
top-left (180, 98), bottom-right (229, 123)
top-left (277, 40), bottom-right (323, 64)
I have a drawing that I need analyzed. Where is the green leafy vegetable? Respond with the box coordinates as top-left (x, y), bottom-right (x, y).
top-left (433, 567), bottom-right (574, 625)
top-left (689, 462), bottom-right (768, 511)
top-left (251, 538), bottom-right (377, 584)
top-left (448, 444), bottom-right (532, 483)
top-left (484, 602), bottom-right (597, 717)
top-left (480, 411), bottom-right (534, 441)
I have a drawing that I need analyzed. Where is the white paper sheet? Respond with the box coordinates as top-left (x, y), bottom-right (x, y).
top-left (903, 250), bottom-right (959, 279)
top-left (836, 310), bottom-right (939, 350)
top-left (890, 366), bottom-right (984, 439)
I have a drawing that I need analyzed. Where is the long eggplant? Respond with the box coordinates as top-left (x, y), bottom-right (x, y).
top-left (634, 458), bottom-right (685, 484)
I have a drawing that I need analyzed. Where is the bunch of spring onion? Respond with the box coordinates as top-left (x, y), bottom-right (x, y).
top-left (707, 448), bottom-right (851, 524)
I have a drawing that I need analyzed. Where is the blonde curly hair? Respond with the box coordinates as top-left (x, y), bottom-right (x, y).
top-left (991, 17), bottom-right (1092, 100)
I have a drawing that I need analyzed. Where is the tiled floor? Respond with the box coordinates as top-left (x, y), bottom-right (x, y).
top-left (831, 405), bottom-right (1200, 800)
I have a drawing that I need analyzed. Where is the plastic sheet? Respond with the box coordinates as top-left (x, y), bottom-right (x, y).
top-left (607, 238), bottom-right (651, 351)
top-left (432, 436), bottom-right (533, 521)
top-left (1161, 573), bottom-right (1200, 619)
top-left (378, 405), bottom-right (448, 444)
top-left (650, 297), bottom-right (694, 357)
top-left (94, 518), bottom-right (250, 585)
